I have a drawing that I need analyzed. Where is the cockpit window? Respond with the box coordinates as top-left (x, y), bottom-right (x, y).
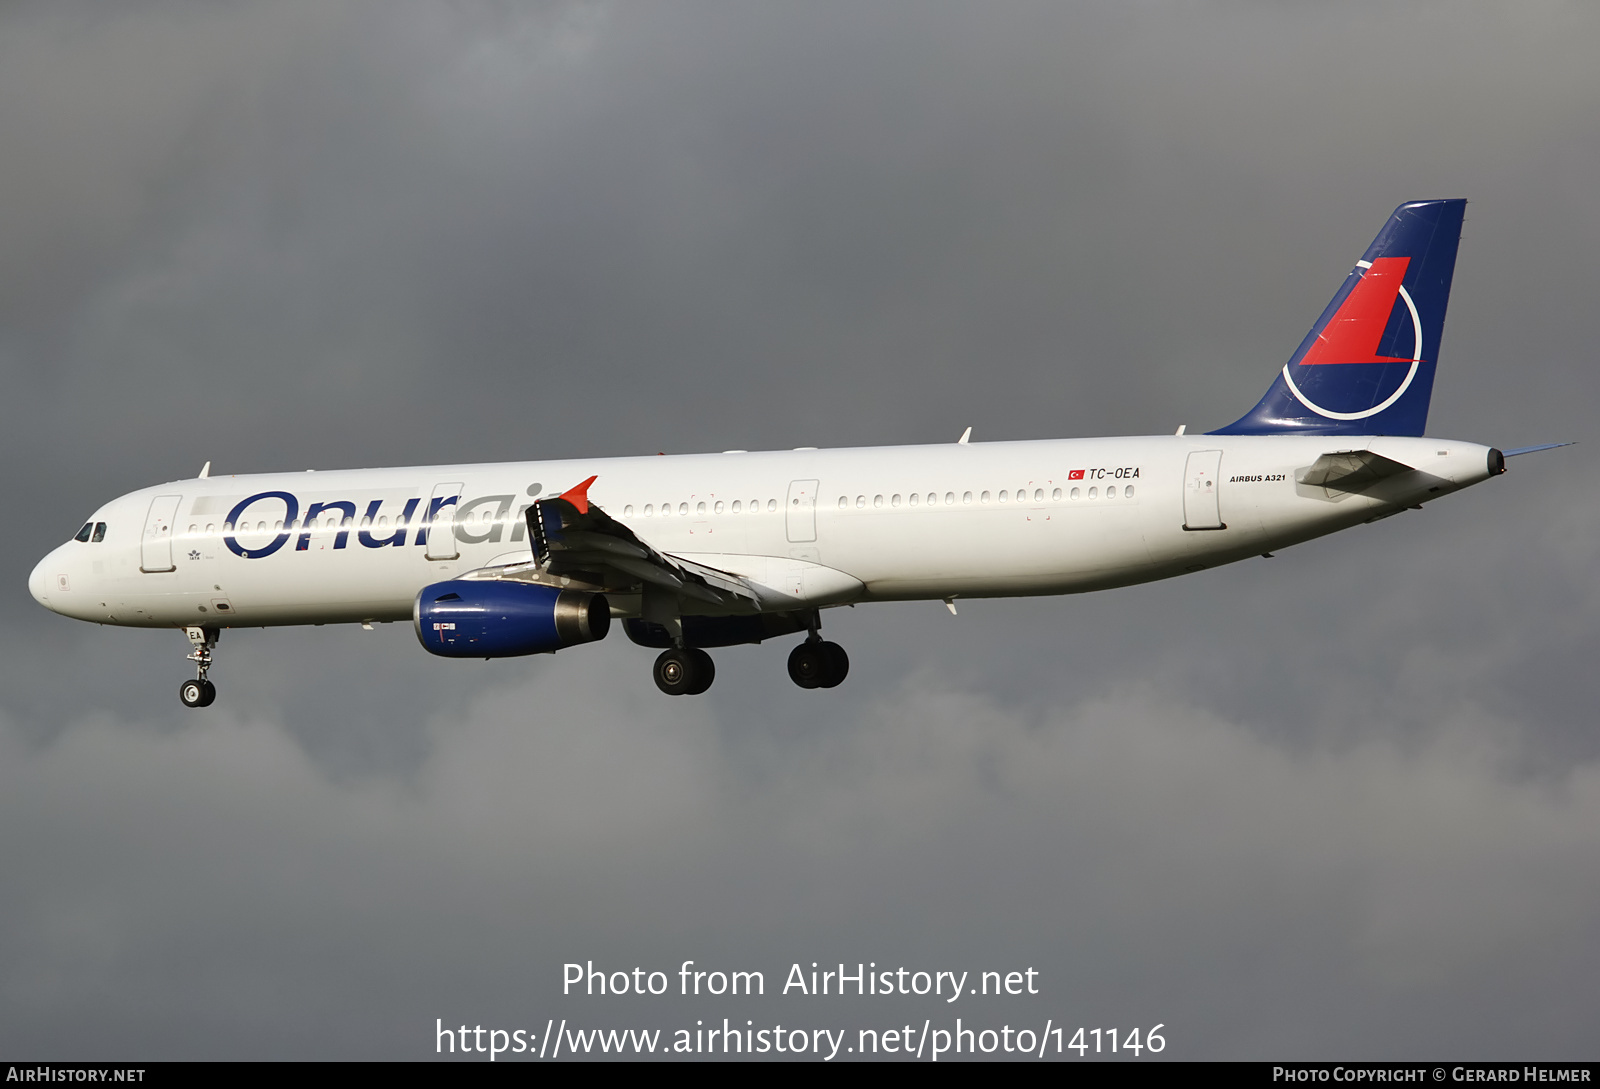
top-left (74, 522), bottom-right (93, 542)
top-left (91, 522), bottom-right (107, 543)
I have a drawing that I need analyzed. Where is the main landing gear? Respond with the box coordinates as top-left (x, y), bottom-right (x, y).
top-left (179, 625), bottom-right (218, 708)
top-left (648, 618), bottom-right (850, 695)
top-left (653, 647), bottom-right (716, 696)
top-left (788, 636), bottom-right (848, 690)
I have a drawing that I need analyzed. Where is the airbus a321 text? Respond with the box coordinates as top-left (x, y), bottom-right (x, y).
top-left (30, 200), bottom-right (1564, 705)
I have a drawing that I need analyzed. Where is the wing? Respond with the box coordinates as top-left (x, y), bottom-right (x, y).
top-left (526, 476), bottom-right (761, 610)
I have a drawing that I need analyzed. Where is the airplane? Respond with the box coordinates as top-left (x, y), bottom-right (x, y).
top-left (28, 199), bottom-right (1565, 706)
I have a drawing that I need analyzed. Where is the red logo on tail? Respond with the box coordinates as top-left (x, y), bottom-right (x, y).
top-left (1301, 257), bottom-right (1415, 365)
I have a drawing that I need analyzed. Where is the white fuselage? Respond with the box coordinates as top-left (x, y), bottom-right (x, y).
top-left (29, 434), bottom-right (1497, 630)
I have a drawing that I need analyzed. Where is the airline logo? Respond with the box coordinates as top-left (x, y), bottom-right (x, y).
top-left (1282, 256), bottom-right (1424, 421)
top-left (218, 487), bottom-right (542, 559)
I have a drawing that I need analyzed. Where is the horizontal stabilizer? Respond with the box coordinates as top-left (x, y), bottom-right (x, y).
top-left (1297, 450), bottom-right (1416, 493)
top-left (1502, 442), bottom-right (1575, 458)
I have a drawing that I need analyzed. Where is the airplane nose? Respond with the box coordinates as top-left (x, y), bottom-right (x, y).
top-left (29, 553), bottom-right (54, 611)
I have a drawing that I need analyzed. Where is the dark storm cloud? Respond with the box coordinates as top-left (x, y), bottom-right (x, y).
top-left (3, 0), bottom-right (1599, 1059)
top-left (5, 659), bottom-right (1599, 1057)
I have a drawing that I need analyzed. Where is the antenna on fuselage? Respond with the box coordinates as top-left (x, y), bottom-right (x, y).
top-left (197, 461), bottom-right (211, 478)
top-left (957, 427), bottom-right (972, 444)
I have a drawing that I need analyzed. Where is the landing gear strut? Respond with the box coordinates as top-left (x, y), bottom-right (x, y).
top-left (653, 647), bottom-right (715, 696)
top-left (180, 626), bottom-right (218, 708)
top-left (788, 635), bottom-right (848, 690)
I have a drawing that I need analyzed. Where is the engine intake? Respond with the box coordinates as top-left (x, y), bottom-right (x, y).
top-left (414, 580), bottom-right (610, 658)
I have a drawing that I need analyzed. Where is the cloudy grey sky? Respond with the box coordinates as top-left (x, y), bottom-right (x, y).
top-left (4, 0), bottom-right (1598, 1060)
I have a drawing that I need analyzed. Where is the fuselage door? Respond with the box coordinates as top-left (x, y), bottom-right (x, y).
top-left (786, 479), bottom-right (819, 543)
top-left (1182, 451), bottom-right (1225, 531)
top-left (425, 481), bottom-right (464, 560)
top-left (139, 494), bottom-right (183, 572)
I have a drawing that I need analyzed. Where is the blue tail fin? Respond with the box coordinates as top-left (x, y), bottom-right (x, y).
top-left (1212, 199), bottom-right (1466, 436)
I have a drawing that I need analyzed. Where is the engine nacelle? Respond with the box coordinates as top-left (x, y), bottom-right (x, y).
top-left (414, 580), bottom-right (610, 658)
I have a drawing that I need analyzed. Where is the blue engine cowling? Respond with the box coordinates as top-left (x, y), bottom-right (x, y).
top-left (414, 580), bottom-right (610, 658)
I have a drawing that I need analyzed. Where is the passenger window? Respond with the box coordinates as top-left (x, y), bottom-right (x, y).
top-left (74, 522), bottom-right (93, 542)
top-left (624, 505), bottom-right (635, 517)
top-left (1088, 487), bottom-right (1098, 499)
top-left (928, 493), bottom-right (938, 505)
top-left (946, 492), bottom-right (955, 505)
top-left (1125, 485), bottom-right (1135, 499)
top-left (981, 491), bottom-right (991, 504)
top-left (892, 494), bottom-right (902, 507)
top-left (1052, 488), bottom-right (1062, 501)
top-left (909, 493), bottom-right (919, 507)
top-left (679, 503), bottom-right (688, 516)
top-left (1070, 488), bottom-right (1080, 500)
top-left (715, 501), bottom-right (724, 514)
top-left (696, 502), bottom-right (706, 515)
top-left (962, 491), bottom-right (972, 504)
top-left (856, 495), bottom-right (866, 508)
top-left (1034, 488), bottom-right (1043, 502)
top-left (732, 501), bottom-right (741, 513)
top-left (998, 490), bottom-right (1008, 503)
top-left (873, 495), bottom-right (884, 508)
top-left (1107, 486), bottom-right (1117, 498)
top-left (767, 499), bottom-right (776, 512)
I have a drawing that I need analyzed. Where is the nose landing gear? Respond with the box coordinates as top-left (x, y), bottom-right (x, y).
top-left (180, 626), bottom-right (218, 708)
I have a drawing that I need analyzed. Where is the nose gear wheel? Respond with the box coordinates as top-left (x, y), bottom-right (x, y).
top-left (181, 626), bottom-right (220, 708)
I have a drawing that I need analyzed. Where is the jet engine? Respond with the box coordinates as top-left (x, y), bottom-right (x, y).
top-left (414, 580), bottom-right (610, 658)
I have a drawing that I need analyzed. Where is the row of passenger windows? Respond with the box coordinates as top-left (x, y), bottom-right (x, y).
top-left (840, 486), bottom-right (1132, 508)
top-left (73, 521), bottom-right (108, 543)
top-left (624, 499), bottom-right (780, 517)
top-left (193, 516), bottom-right (410, 534)
top-left (617, 486), bottom-right (1133, 519)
